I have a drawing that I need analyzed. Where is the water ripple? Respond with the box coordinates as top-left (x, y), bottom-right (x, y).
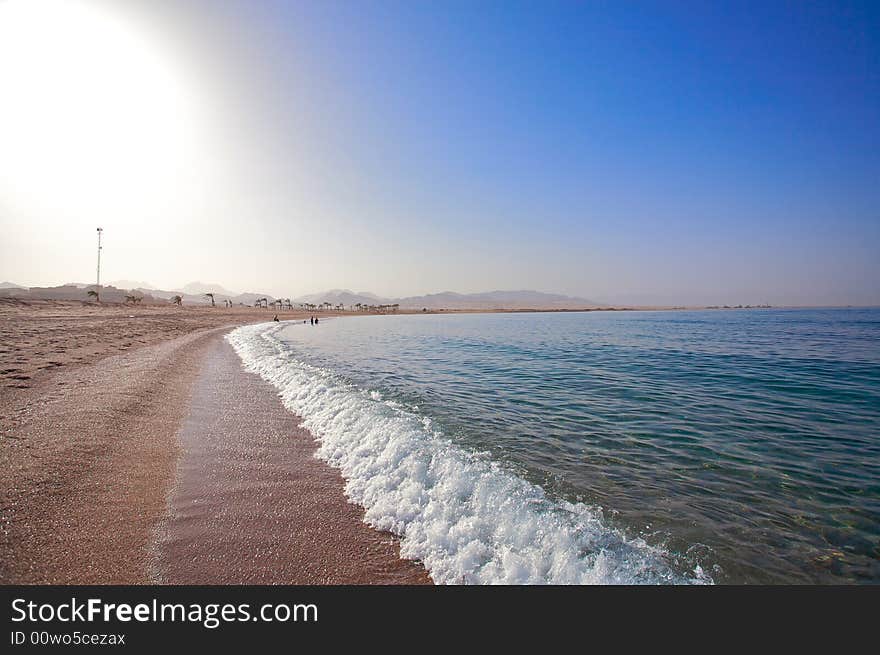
top-left (274, 308), bottom-right (880, 583)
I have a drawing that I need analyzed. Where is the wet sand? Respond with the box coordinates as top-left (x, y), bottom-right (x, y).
top-left (1, 301), bottom-right (428, 583)
top-left (153, 336), bottom-right (430, 584)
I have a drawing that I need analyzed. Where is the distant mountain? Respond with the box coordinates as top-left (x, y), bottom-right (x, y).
top-left (0, 280), bottom-right (599, 309)
top-left (177, 281), bottom-right (238, 297)
top-left (110, 279), bottom-right (158, 290)
top-left (295, 289), bottom-right (599, 310)
top-left (396, 290), bottom-right (599, 309)
top-left (0, 283), bottom-right (165, 304)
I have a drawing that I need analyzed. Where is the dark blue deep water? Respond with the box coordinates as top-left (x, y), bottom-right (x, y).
top-left (278, 308), bottom-right (880, 583)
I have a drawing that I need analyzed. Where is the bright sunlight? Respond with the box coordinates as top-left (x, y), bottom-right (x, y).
top-left (0, 0), bottom-right (200, 219)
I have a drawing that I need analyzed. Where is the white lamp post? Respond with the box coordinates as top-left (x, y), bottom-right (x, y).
top-left (96, 227), bottom-right (103, 287)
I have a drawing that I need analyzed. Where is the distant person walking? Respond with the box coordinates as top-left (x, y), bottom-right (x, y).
top-left (310, 316), bottom-right (314, 325)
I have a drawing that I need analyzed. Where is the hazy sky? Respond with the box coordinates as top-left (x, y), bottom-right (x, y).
top-left (1, 0), bottom-right (878, 305)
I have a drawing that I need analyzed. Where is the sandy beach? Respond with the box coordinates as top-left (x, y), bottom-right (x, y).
top-left (0, 300), bottom-right (429, 584)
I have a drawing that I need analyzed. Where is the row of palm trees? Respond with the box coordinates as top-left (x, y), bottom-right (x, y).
top-left (354, 303), bottom-right (400, 313)
top-left (250, 299), bottom-right (341, 311)
top-left (85, 289), bottom-right (151, 304)
top-left (205, 295), bottom-right (402, 313)
top-left (84, 288), bottom-right (402, 314)
top-left (253, 298), bottom-right (294, 310)
top-left (290, 301), bottom-right (401, 313)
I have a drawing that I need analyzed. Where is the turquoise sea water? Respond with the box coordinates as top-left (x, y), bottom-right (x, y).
top-left (271, 308), bottom-right (879, 583)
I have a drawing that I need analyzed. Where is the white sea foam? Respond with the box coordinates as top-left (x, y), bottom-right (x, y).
top-left (227, 323), bottom-right (710, 584)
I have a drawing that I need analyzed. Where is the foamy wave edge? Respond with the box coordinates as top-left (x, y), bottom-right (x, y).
top-left (227, 323), bottom-right (711, 585)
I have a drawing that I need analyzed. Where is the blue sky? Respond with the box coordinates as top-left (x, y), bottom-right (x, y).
top-left (1, 0), bottom-right (878, 304)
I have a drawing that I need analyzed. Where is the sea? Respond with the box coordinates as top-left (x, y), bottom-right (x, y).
top-left (227, 308), bottom-right (880, 584)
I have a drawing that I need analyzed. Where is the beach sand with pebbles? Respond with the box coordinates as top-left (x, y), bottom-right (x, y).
top-left (0, 299), bottom-right (429, 584)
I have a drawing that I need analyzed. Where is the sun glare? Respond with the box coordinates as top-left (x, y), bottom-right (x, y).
top-left (0, 0), bottom-right (200, 218)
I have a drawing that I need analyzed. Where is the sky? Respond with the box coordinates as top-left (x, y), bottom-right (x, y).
top-left (0, 0), bottom-right (878, 306)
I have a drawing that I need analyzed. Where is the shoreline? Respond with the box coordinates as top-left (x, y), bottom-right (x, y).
top-left (0, 300), bottom-right (777, 584)
top-left (152, 334), bottom-right (430, 584)
top-left (1, 302), bottom-right (430, 583)
top-left (2, 301), bottom-right (871, 584)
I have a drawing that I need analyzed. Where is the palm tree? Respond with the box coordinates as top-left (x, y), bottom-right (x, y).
top-left (204, 292), bottom-right (215, 307)
top-left (285, 298), bottom-right (292, 310)
top-left (171, 295), bottom-right (182, 306)
top-left (87, 289), bottom-right (99, 303)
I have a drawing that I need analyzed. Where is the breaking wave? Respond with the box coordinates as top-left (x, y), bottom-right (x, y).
top-left (227, 323), bottom-right (710, 584)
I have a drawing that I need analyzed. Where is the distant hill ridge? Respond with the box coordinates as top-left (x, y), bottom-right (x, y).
top-left (177, 281), bottom-right (238, 297)
top-left (0, 281), bottom-right (599, 309)
top-left (293, 288), bottom-right (599, 309)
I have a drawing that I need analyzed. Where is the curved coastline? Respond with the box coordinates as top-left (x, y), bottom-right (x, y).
top-left (1, 303), bottom-right (425, 584)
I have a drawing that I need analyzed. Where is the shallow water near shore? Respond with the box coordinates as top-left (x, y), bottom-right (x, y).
top-left (229, 308), bottom-right (880, 583)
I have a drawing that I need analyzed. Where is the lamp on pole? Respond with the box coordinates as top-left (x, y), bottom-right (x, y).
top-left (96, 227), bottom-right (103, 287)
